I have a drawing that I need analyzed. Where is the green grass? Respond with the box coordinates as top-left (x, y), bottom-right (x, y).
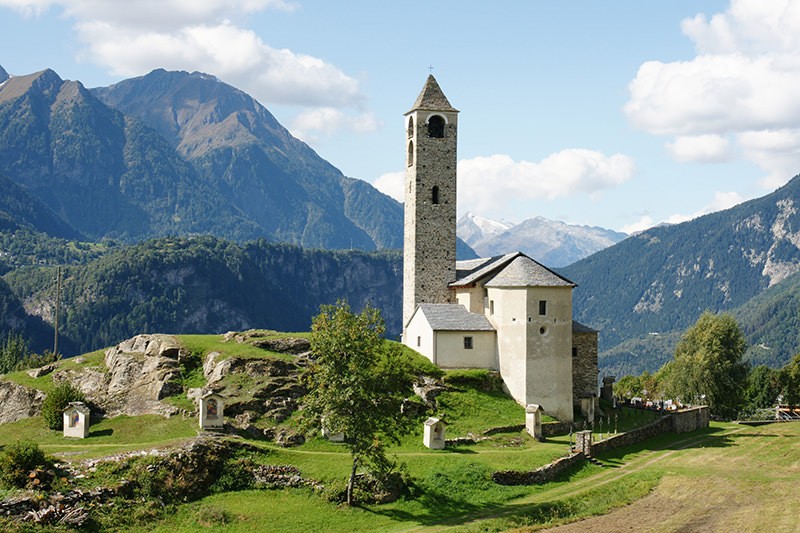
top-left (178, 332), bottom-right (303, 362)
top-left (0, 415), bottom-right (197, 457)
top-left (2, 349), bottom-right (106, 393)
top-left (7, 334), bottom-right (781, 532)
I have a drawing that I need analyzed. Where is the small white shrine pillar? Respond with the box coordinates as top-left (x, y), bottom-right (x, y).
top-left (63, 402), bottom-right (90, 438)
top-left (199, 393), bottom-right (224, 430)
top-left (525, 403), bottom-right (544, 441)
top-left (423, 417), bottom-right (446, 449)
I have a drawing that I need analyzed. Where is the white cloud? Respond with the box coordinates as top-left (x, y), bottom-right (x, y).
top-left (1, 0), bottom-right (365, 138)
top-left (372, 150), bottom-right (635, 220)
top-left (666, 134), bottom-right (731, 163)
top-left (667, 191), bottom-right (746, 227)
top-left (291, 107), bottom-right (380, 137)
top-left (625, 0), bottom-right (800, 187)
top-left (621, 215), bottom-right (655, 235)
top-left (737, 129), bottom-right (800, 187)
top-left (622, 190), bottom-right (744, 234)
top-left (457, 150), bottom-right (635, 217)
top-left (0, 0), bottom-right (56, 16)
top-left (372, 171), bottom-right (404, 203)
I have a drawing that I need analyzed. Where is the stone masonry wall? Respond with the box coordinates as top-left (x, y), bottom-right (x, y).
top-left (403, 110), bottom-right (458, 328)
top-left (572, 330), bottom-right (598, 403)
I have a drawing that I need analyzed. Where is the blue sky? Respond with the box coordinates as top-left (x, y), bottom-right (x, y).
top-left (2, 0), bottom-right (798, 234)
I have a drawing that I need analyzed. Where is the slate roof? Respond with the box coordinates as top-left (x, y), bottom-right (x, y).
top-left (414, 303), bottom-right (495, 331)
top-left (572, 320), bottom-right (598, 334)
top-left (452, 253), bottom-right (519, 287)
top-left (407, 74), bottom-right (458, 113)
top-left (485, 255), bottom-right (575, 288)
top-left (451, 252), bottom-right (575, 288)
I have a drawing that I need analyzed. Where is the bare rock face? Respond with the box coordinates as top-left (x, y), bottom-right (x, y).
top-left (0, 380), bottom-right (46, 424)
top-left (52, 334), bottom-right (185, 417)
top-left (101, 334), bottom-right (183, 416)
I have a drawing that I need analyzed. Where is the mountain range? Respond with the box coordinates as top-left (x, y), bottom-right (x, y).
top-left (0, 66), bottom-right (412, 251)
top-left (561, 175), bottom-right (800, 375)
top-left (4, 64), bottom-right (800, 378)
top-left (457, 212), bottom-right (627, 267)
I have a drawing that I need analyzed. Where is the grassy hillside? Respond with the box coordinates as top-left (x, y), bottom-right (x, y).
top-left (4, 334), bottom-right (797, 531)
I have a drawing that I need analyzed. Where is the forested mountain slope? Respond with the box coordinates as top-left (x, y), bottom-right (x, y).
top-left (3, 237), bottom-right (403, 355)
top-left (561, 175), bottom-right (800, 375)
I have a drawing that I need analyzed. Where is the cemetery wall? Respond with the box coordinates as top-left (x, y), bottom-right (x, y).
top-left (492, 453), bottom-right (584, 485)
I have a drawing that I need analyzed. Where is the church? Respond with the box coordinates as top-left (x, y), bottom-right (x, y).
top-left (401, 75), bottom-right (598, 422)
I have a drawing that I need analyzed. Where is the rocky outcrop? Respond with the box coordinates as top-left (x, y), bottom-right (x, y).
top-left (0, 380), bottom-right (46, 424)
top-left (53, 334), bottom-right (184, 417)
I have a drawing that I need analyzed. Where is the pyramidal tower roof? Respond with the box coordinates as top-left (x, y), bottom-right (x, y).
top-left (407, 74), bottom-right (458, 114)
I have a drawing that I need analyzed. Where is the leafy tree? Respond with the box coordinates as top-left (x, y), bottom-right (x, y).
top-left (744, 365), bottom-right (782, 411)
top-left (303, 301), bottom-right (415, 505)
top-left (41, 381), bottom-right (86, 430)
top-left (781, 353), bottom-right (800, 407)
top-left (662, 311), bottom-right (748, 419)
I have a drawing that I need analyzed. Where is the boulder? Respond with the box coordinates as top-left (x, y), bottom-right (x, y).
top-left (0, 380), bottom-right (45, 423)
top-left (101, 334), bottom-right (183, 416)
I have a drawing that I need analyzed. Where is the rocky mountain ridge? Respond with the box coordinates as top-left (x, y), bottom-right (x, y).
top-left (0, 65), bottom-right (410, 251)
top-left (562, 174), bottom-right (800, 373)
top-left (457, 212), bottom-right (627, 267)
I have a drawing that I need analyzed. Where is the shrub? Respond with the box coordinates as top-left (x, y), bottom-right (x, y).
top-left (0, 440), bottom-right (52, 489)
top-left (41, 381), bottom-right (86, 430)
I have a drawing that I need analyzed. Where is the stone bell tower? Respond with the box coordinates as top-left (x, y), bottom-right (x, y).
top-left (402, 75), bottom-right (459, 330)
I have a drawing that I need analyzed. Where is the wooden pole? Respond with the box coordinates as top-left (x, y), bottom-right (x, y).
top-left (53, 266), bottom-right (61, 357)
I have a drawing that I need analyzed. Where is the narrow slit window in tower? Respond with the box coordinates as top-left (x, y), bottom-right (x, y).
top-left (432, 186), bottom-right (440, 204)
top-left (407, 140), bottom-right (414, 166)
top-left (407, 116), bottom-right (414, 138)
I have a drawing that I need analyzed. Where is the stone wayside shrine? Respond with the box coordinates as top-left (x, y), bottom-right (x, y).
top-left (63, 402), bottom-right (90, 438)
top-left (401, 75), bottom-right (599, 423)
top-left (199, 392), bottom-right (224, 430)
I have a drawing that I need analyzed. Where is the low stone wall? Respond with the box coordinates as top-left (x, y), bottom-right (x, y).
top-left (542, 421), bottom-right (571, 437)
top-left (589, 417), bottom-right (671, 455)
top-left (588, 406), bottom-right (709, 456)
top-left (492, 453), bottom-right (584, 485)
top-left (496, 406), bottom-right (711, 486)
top-left (670, 406), bottom-right (709, 433)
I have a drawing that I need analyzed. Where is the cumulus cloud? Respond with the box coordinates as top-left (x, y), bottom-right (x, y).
top-left (457, 150), bottom-right (635, 217)
top-left (666, 134), bottom-right (732, 163)
top-left (372, 171), bottom-right (405, 203)
top-left (290, 107), bottom-right (380, 145)
top-left (1, 0), bottom-right (366, 138)
top-left (620, 215), bottom-right (656, 235)
top-left (625, 0), bottom-right (800, 185)
top-left (621, 191), bottom-right (744, 234)
top-left (372, 150), bottom-right (635, 219)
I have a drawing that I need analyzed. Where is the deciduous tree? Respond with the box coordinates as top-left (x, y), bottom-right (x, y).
top-left (303, 301), bottom-right (415, 505)
top-left (663, 311), bottom-right (748, 419)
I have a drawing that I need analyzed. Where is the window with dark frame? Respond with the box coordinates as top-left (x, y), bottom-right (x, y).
top-left (539, 300), bottom-right (547, 316)
top-left (463, 336), bottom-right (473, 349)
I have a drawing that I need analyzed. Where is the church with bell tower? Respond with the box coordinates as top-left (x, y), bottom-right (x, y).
top-left (402, 75), bottom-right (599, 423)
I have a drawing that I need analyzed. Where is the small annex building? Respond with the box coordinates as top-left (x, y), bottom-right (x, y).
top-left (401, 75), bottom-right (599, 423)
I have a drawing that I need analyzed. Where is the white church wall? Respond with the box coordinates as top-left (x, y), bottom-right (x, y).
top-left (525, 286), bottom-right (574, 421)
top-left (455, 287), bottom-right (484, 314)
top-left (435, 330), bottom-right (496, 368)
top-left (404, 311), bottom-right (436, 363)
top-left (489, 287), bottom-right (529, 406)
